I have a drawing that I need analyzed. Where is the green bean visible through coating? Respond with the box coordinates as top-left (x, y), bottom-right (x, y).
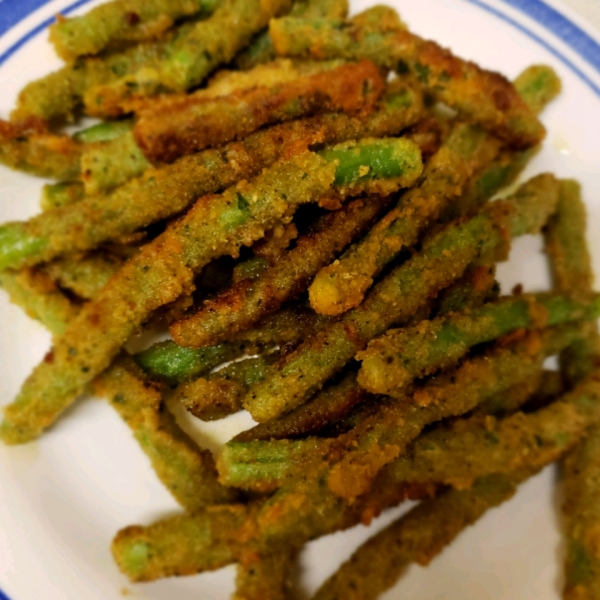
top-left (42, 252), bottom-right (125, 299)
top-left (40, 182), bottom-right (85, 211)
top-left (220, 327), bottom-right (578, 495)
top-left (544, 180), bottom-right (600, 600)
top-left (49, 0), bottom-right (220, 60)
top-left (0, 85), bottom-right (424, 272)
top-left (270, 7), bottom-right (545, 148)
top-left (86, 0), bottom-right (293, 117)
top-left (358, 292), bottom-right (600, 396)
top-left (235, 0), bottom-right (349, 69)
top-left (0, 269), bottom-right (79, 336)
top-left (244, 175), bottom-right (560, 423)
top-left (171, 196), bottom-right (393, 348)
top-left (81, 131), bottom-right (150, 195)
top-left (308, 65), bottom-right (559, 315)
top-left (0, 137), bottom-right (423, 445)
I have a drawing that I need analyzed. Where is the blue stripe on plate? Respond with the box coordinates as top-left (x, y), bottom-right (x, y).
top-left (500, 0), bottom-right (600, 71)
top-left (0, 0), bottom-right (92, 67)
top-left (465, 0), bottom-right (600, 97)
top-left (0, 0), bottom-right (49, 37)
top-left (0, 588), bottom-right (11, 600)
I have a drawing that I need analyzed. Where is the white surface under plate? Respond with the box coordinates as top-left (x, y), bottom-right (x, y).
top-left (1, 0), bottom-right (600, 598)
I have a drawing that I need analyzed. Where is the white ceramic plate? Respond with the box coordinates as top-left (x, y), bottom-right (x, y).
top-left (1, 1), bottom-right (600, 598)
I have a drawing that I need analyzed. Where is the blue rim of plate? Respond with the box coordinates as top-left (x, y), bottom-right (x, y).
top-left (0, 0), bottom-right (598, 598)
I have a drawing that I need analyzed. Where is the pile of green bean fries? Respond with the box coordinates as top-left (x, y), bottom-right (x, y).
top-left (0, 0), bottom-right (598, 598)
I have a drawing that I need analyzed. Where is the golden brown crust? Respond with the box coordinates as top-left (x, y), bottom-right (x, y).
top-left (134, 60), bottom-right (385, 163)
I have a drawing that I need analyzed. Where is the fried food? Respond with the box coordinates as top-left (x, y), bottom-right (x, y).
top-left (0, 85), bottom-right (423, 271)
top-left (0, 138), bottom-right (422, 444)
top-left (270, 7), bottom-right (545, 148)
top-left (308, 66), bottom-right (558, 315)
top-left (244, 175), bottom-right (559, 423)
top-left (0, 0), bottom-right (595, 596)
top-left (49, 0), bottom-right (219, 60)
top-left (312, 473), bottom-right (528, 600)
top-left (0, 118), bottom-right (82, 179)
top-left (544, 181), bottom-right (600, 599)
top-left (358, 292), bottom-right (600, 396)
top-left (171, 196), bottom-right (393, 348)
top-left (219, 326), bottom-right (582, 495)
top-left (134, 60), bottom-right (385, 163)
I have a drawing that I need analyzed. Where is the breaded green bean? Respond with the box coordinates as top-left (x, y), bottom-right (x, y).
top-left (41, 182), bottom-right (86, 211)
top-left (134, 340), bottom-right (255, 384)
top-left (174, 304), bottom-right (335, 421)
top-left (221, 327), bottom-right (576, 495)
top-left (175, 354), bottom-right (275, 421)
top-left (0, 266), bottom-right (233, 511)
top-left (0, 119), bottom-right (82, 180)
top-left (233, 372), bottom-right (369, 442)
top-left (307, 65), bottom-right (559, 315)
top-left (0, 138), bottom-right (422, 445)
top-left (95, 357), bottom-right (239, 510)
top-left (74, 120), bottom-right (133, 144)
top-left (87, 0), bottom-right (293, 116)
top-left (474, 369), bottom-right (545, 417)
top-left (81, 130), bottom-right (150, 195)
top-left (49, 0), bottom-right (219, 60)
top-left (0, 269), bottom-right (79, 336)
top-left (357, 292), bottom-right (600, 396)
top-left (112, 358), bottom-right (598, 581)
top-left (514, 64), bottom-right (563, 116)
top-left (545, 183), bottom-right (600, 385)
top-left (21, 24), bottom-right (313, 124)
top-left (234, 551), bottom-right (295, 600)
top-left (270, 8), bottom-right (545, 148)
top-left (521, 369), bottom-right (565, 413)
top-left (235, 0), bottom-right (349, 69)
top-left (171, 196), bottom-right (393, 348)
top-left (448, 146), bottom-right (539, 220)
top-left (433, 265), bottom-right (499, 316)
top-left (13, 32), bottom-right (181, 123)
top-left (245, 175), bottom-right (560, 423)
top-left (563, 427), bottom-right (600, 600)
top-left (387, 372), bottom-right (600, 489)
top-left (138, 304), bottom-right (329, 384)
top-left (309, 121), bottom-right (501, 315)
top-left (113, 503), bottom-right (256, 581)
top-left (546, 181), bottom-right (594, 302)
top-left (0, 85), bottom-right (424, 272)
top-left (43, 252), bottom-right (125, 299)
top-left (234, 303), bottom-right (330, 348)
top-left (441, 65), bottom-right (560, 220)
top-left (135, 60), bottom-right (384, 163)
top-left (543, 180), bottom-right (600, 600)
top-left (549, 183), bottom-right (600, 386)
top-left (313, 473), bottom-right (529, 600)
